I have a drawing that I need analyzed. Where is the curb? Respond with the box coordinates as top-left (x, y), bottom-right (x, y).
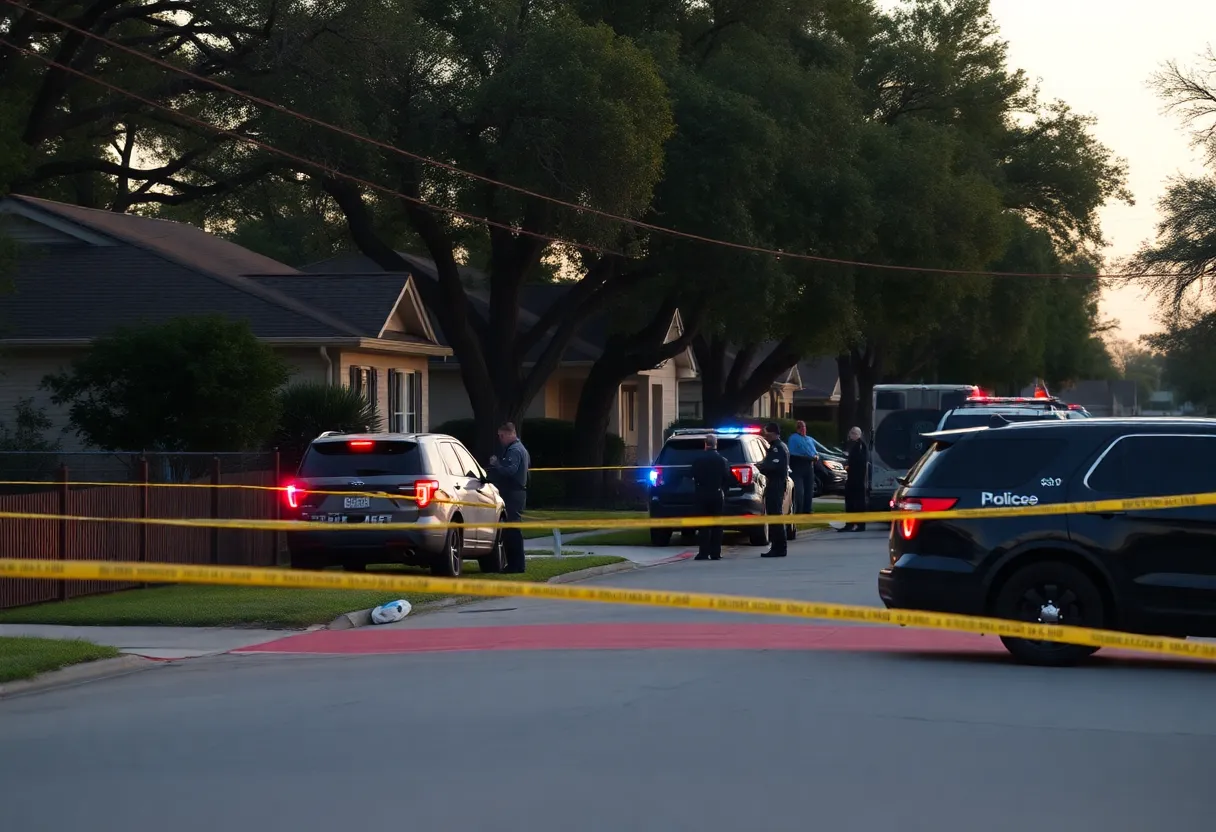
top-left (0, 654), bottom-right (153, 700)
top-left (329, 559), bottom-right (641, 628)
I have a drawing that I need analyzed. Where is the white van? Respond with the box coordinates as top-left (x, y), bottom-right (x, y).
top-left (868, 384), bottom-right (980, 510)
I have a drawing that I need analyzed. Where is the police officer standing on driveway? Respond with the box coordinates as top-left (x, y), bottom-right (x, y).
top-left (787, 420), bottom-right (818, 519)
top-left (487, 421), bottom-right (531, 573)
top-left (690, 434), bottom-right (734, 561)
top-left (758, 422), bottom-right (790, 558)
top-left (840, 426), bottom-right (869, 533)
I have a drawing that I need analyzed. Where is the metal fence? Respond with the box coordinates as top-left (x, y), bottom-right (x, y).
top-left (0, 451), bottom-right (282, 611)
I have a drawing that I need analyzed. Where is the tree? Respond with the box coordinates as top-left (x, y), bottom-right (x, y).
top-left (43, 315), bottom-right (289, 453)
top-left (1145, 306), bottom-right (1216, 408)
top-left (246, 1), bottom-right (675, 455)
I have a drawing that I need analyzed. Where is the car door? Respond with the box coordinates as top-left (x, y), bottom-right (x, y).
top-left (452, 442), bottom-right (499, 546)
top-left (1070, 432), bottom-right (1216, 631)
top-left (437, 441), bottom-right (487, 549)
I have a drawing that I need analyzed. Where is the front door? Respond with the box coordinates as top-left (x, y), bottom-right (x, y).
top-left (1069, 432), bottom-right (1216, 634)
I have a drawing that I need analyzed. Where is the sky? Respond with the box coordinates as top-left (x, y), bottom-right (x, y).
top-left (879, 0), bottom-right (1216, 343)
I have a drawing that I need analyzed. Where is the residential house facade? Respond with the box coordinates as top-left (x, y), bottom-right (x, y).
top-left (0, 196), bottom-right (449, 451)
top-left (305, 252), bottom-right (699, 465)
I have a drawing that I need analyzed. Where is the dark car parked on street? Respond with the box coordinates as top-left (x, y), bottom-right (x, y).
top-left (647, 427), bottom-right (796, 546)
top-left (878, 418), bottom-right (1216, 666)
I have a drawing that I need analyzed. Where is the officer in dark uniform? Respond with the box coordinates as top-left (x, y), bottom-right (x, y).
top-left (689, 434), bottom-right (733, 560)
top-left (758, 422), bottom-right (790, 558)
top-left (487, 421), bottom-right (531, 573)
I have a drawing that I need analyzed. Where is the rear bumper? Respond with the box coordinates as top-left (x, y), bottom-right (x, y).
top-left (285, 516), bottom-right (448, 559)
top-left (878, 554), bottom-right (985, 616)
top-left (649, 493), bottom-right (767, 524)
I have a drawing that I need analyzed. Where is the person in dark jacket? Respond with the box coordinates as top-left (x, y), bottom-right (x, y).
top-left (840, 426), bottom-right (869, 532)
top-left (487, 422), bottom-right (531, 572)
top-left (757, 422), bottom-right (790, 557)
top-left (689, 434), bottom-right (735, 560)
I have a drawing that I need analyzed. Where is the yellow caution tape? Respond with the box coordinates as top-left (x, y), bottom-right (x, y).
top-left (0, 558), bottom-right (1210, 662)
top-left (0, 489), bottom-right (1211, 532)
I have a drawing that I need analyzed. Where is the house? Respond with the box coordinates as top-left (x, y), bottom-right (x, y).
top-left (677, 344), bottom-right (803, 422)
top-left (792, 357), bottom-right (842, 423)
top-left (1050, 379), bottom-right (1141, 417)
top-left (304, 252), bottom-right (698, 464)
top-left (0, 196), bottom-right (450, 450)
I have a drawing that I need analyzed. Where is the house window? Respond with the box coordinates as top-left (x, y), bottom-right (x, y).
top-left (623, 388), bottom-right (637, 432)
top-left (389, 369), bottom-right (423, 432)
top-left (349, 366), bottom-right (378, 410)
top-left (679, 400), bottom-right (702, 420)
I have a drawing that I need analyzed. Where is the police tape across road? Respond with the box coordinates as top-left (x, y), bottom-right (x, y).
top-left (0, 557), bottom-right (1213, 663)
top-left (0, 489), bottom-right (1211, 533)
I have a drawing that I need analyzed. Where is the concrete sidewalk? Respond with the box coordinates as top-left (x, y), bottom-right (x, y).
top-left (0, 623), bottom-right (288, 660)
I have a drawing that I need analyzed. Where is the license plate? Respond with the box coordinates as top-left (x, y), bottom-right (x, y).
top-left (344, 496), bottom-right (371, 509)
top-left (363, 515), bottom-right (392, 524)
top-left (309, 515), bottom-right (348, 523)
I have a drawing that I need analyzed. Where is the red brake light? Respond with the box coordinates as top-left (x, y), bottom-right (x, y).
top-left (894, 496), bottom-right (958, 540)
top-left (731, 465), bottom-right (753, 485)
top-left (411, 479), bottom-right (439, 508)
top-left (284, 483), bottom-right (306, 509)
top-left (348, 440), bottom-right (374, 450)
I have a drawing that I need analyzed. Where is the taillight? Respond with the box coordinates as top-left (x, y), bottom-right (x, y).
top-left (348, 440), bottom-right (374, 451)
top-left (284, 483), bottom-right (306, 509)
top-left (894, 497), bottom-right (957, 541)
top-left (409, 479), bottom-right (439, 508)
top-left (731, 465), bottom-right (753, 485)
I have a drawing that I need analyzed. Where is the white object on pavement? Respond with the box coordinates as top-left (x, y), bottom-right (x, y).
top-left (371, 600), bottom-right (412, 624)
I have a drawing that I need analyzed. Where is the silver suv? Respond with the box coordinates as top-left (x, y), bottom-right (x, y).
top-left (284, 432), bottom-right (507, 576)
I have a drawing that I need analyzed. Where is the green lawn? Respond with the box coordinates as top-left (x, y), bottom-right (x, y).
top-left (520, 509), bottom-right (648, 539)
top-left (0, 556), bottom-right (625, 630)
top-left (0, 636), bottom-right (121, 684)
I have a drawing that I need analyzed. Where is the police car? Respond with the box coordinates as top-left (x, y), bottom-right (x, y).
top-left (878, 417), bottom-right (1216, 666)
top-left (934, 395), bottom-right (1079, 432)
top-left (646, 426), bottom-right (796, 547)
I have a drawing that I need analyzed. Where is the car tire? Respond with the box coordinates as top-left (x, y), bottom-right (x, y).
top-left (478, 519), bottom-right (508, 573)
top-left (432, 524), bottom-right (464, 577)
top-left (649, 528), bottom-right (673, 547)
top-left (748, 517), bottom-right (769, 546)
top-left (992, 561), bottom-right (1104, 667)
top-left (679, 529), bottom-right (697, 544)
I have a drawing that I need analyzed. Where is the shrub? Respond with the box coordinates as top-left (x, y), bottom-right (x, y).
top-left (274, 382), bottom-right (382, 470)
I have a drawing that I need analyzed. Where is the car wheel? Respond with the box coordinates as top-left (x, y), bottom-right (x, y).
top-left (748, 516), bottom-right (769, 546)
top-left (478, 519), bottom-right (508, 573)
top-left (679, 529), bottom-right (697, 544)
top-left (649, 528), bottom-right (673, 546)
top-left (432, 524), bottom-right (464, 577)
top-left (992, 561), bottom-right (1104, 667)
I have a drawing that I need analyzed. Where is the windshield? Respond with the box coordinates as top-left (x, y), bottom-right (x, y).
top-left (656, 438), bottom-right (747, 466)
top-left (939, 412), bottom-right (1062, 431)
top-left (298, 440), bottom-right (425, 477)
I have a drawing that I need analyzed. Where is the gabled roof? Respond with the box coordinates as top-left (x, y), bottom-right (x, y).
top-left (796, 357), bottom-right (841, 401)
top-left (0, 196), bottom-right (445, 350)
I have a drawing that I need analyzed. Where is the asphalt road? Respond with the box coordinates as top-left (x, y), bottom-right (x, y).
top-left (2, 527), bottom-right (1213, 831)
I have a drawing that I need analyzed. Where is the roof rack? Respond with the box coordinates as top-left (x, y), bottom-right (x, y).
top-left (315, 430), bottom-right (346, 438)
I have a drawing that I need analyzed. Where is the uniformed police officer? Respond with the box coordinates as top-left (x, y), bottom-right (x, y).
top-left (690, 434), bottom-right (734, 560)
top-left (487, 421), bottom-right (531, 573)
top-left (758, 422), bottom-right (790, 558)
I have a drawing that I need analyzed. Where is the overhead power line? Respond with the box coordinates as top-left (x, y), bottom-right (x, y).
top-left (1, 0), bottom-right (1167, 280)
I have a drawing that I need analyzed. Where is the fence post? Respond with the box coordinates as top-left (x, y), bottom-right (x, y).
top-left (272, 448), bottom-right (281, 566)
top-left (210, 456), bottom-right (221, 565)
top-left (57, 463), bottom-right (68, 601)
top-left (138, 457), bottom-right (150, 564)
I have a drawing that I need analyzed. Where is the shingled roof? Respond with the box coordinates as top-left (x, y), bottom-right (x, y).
top-left (0, 196), bottom-right (441, 348)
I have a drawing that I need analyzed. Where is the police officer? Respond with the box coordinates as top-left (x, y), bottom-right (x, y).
top-left (840, 425), bottom-right (869, 533)
top-left (758, 422), bottom-right (790, 558)
top-left (487, 421), bottom-right (531, 573)
top-left (690, 434), bottom-right (734, 560)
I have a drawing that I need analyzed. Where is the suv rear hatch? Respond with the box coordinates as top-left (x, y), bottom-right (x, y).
top-left (289, 439), bottom-right (431, 521)
top-left (653, 438), bottom-right (749, 505)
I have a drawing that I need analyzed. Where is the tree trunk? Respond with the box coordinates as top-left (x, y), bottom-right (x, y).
top-left (836, 354), bottom-right (856, 441)
top-left (852, 344), bottom-right (884, 438)
top-left (694, 336), bottom-right (801, 424)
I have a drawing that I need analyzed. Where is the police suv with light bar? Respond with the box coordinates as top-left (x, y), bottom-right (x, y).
top-left (646, 426), bottom-right (795, 547)
top-left (283, 432), bottom-right (507, 577)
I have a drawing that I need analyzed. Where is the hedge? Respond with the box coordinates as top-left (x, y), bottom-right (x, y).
top-left (432, 418), bottom-right (628, 507)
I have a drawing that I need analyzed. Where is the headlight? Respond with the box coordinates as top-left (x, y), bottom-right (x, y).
top-left (825, 460), bottom-right (845, 471)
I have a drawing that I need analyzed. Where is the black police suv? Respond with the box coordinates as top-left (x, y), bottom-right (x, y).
top-left (647, 427), bottom-right (795, 547)
top-left (878, 417), bottom-right (1216, 666)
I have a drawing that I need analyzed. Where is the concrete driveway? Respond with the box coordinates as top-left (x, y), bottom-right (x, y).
top-left (2, 526), bottom-right (1212, 831)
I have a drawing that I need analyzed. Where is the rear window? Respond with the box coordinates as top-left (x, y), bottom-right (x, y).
top-left (939, 412), bottom-right (1061, 431)
top-left (657, 438), bottom-right (746, 465)
top-left (908, 436), bottom-right (1069, 490)
top-left (299, 440), bottom-right (425, 477)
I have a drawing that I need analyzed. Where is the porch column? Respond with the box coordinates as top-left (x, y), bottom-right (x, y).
top-left (637, 381), bottom-right (653, 463)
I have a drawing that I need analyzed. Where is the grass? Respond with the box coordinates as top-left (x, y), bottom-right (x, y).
top-left (520, 509), bottom-right (648, 539)
top-left (0, 636), bottom-right (121, 684)
top-left (0, 556), bottom-right (626, 630)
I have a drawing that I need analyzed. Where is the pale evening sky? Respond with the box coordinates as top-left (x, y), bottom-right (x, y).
top-left (878, 0), bottom-right (1216, 342)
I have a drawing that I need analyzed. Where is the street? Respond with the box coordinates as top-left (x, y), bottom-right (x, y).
top-left (1, 528), bottom-right (1213, 831)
